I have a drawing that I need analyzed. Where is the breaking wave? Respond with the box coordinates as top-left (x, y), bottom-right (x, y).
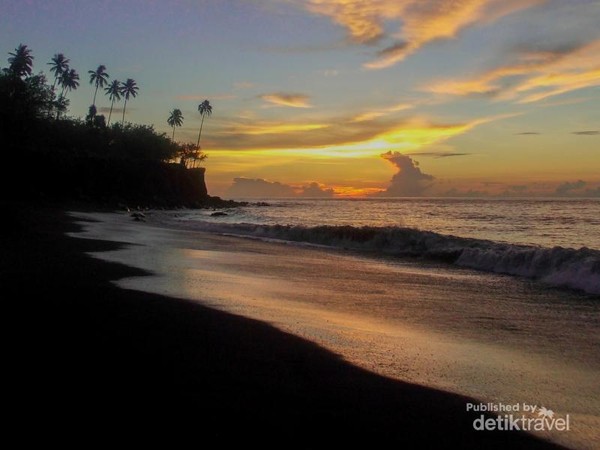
top-left (188, 221), bottom-right (600, 296)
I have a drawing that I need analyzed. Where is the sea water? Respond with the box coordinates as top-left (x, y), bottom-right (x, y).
top-left (167, 198), bottom-right (600, 295)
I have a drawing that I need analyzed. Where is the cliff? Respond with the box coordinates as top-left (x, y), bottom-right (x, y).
top-left (13, 154), bottom-right (210, 207)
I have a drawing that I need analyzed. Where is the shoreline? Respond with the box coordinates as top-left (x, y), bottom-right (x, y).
top-left (3, 203), bottom-right (567, 447)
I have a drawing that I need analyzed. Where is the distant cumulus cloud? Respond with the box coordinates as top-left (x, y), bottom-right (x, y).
top-left (572, 130), bottom-right (599, 136)
top-left (259, 93), bottom-right (312, 108)
top-left (554, 180), bottom-right (586, 196)
top-left (584, 187), bottom-right (600, 197)
top-left (226, 178), bottom-right (296, 198)
top-left (304, 0), bottom-right (543, 69)
top-left (299, 182), bottom-right (335, 198)
top-left (376, 151), bottom-right (434, 196)
top-left (225, 178), bottom-right (335, 198)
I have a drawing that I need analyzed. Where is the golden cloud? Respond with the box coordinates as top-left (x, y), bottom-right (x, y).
top-left (423, 39), bottom-right (600, 103)
top-left (207, 112), bottom-right (512, 155)
top-left (228, 122), bottom-right (330, 135)
top-left (259, 92), bottom-right (312, 108)
top-left (351, 102), bottom-right (413, 122)
top-left (304, 0), bottom-right (543, 69)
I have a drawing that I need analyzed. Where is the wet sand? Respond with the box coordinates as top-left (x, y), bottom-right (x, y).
top-left (2, 204), bottom-right (570, 447)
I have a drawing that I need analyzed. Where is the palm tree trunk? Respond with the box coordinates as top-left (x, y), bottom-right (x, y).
top-left (196, 115), bottom-right (205, 148)
top-left (172, 126), bottom-right (176, 141)
top-left (121, 98), bottom-right (128, 126)
top-left (92, 85), bottom-right (99, 107)
top-left (107, 99), bottom-right (114, 126)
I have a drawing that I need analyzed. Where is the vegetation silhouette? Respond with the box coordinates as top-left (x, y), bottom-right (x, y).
top-left (48, 53), bottom-right (69, 90)
top-left (120, 78), bottom-right (138, 125)
top-left (8, 44), bottom-right (33, 78)
top-left (88, 64), bottom-right (109, 107)
top-left (104, 79), bottom-right (121, 126)
top-left (196, 99), bottom-right (212, 148)
top-left (0, 43), bottom-right (225, 207)
top-left (167, 108), bottom-right (184, 141)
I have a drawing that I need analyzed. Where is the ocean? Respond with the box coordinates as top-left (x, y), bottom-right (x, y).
top-left (71, 198), bottom-right (600, 449)
top-left (165, 197), bottom-right (600, 295)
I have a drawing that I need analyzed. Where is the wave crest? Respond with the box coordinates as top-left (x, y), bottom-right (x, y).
top-left (189, 221), bottom-right (600, 295)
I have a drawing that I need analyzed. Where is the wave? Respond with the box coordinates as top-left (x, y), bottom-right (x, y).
top-left (186, 221), bottom-right (600, 296)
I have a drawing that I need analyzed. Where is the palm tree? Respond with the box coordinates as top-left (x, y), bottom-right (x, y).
top-left (56, 68), bottom-right (79, 118)
top-left (88, 64), bottom-right (109, 106)
top-left (104, 79), bottom-right (121, 126)
top-left (119, 78), bottom-right (139, 125)
top-left (48, 53), bottom-right (70, 90)
top-left (167, 108), bottom-right (184, 141)
top-left (8, 44), bottom-right (33, 78)
top-left (59, 68), bottom-right (80, 97)
top-left (196, 100), bottom-right (212, 148)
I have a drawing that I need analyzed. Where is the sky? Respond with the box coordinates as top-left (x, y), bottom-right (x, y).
top-left (1, 0), bottom-right (599, 198)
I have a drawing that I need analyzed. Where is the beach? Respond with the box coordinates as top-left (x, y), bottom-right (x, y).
top-left (71, 210), bottom-right (599, 449)
top-left (1, 203), bottom-right (578, 448)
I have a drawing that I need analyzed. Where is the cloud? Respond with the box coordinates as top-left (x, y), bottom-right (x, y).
top-left (583, 187), bottom-right (600, 198)
top-left (259, 93), bottom-right (312, 108)
top-left (515, 132), bottom-right (540, 135)
top-left (423, 39), bottom-right (600, 103)
top-left (405, 151), bottom-right (470, 158)
top-left (554, 180), bottom-right (586, 196)
top-left (226, 122), bottom-right (330, 135)
top-left (304, 0), bottom-right (543, 69)
top-left (205, 112), bottom-right (512, 154)
top-left (572, 130), bottom-right (599, 136)
top-left (299, 182), bottom-right (335, 198)
top-left (225, 177), bottom-right (296, 198)
top-left (224, 178), bottom-right (335, 198)
top-left (351, 102), bottom-right (413, 122)
top-left (376, 151), bottom-right (435, 196)
top-left (98, 106), bottom-right (133, 114)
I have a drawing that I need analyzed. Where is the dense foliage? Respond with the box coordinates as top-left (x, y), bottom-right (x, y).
top-left (0, 44), bottom-right (212, 206)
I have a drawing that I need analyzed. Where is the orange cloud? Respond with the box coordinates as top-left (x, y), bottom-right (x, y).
top-left (423, 39), bottom-right (600, 103)
top-left (208, 112), bottom-right (513, 158)
top-left (351, 102), bottom-right (413, 122)
top-left (305, 0), bottom-right (543, 69)
top-left (259, 92), bottom-right (312, 108)
top-left (227, 122), bottom-right (330, 136)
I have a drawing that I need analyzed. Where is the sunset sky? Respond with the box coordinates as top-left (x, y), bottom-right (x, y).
top-left (1, 0), bottom-right (599, 197)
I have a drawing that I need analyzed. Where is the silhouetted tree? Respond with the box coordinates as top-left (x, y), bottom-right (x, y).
top-left (177, 142), bottom-right (207, 168)
top-left (196, 99), bottom-right (212, 148)
top-left (48, 53), bottom-right (69, 90)
top-left (55, 68), bottom-right (79, 118)
top-left (167, 108), bottom-right (184, 141)
top-left (120, 78), bottom-right (139, 125)
top-left (59, 68), bottom-right (79, 98)
top-left (88, 64), bottom-right (109, 107)
top-left (104, 79), bottom-right (121, 126)
top-left (7, 44), bottom-right (33, 78)
top-left (86, 104), bottom-right (97, 125)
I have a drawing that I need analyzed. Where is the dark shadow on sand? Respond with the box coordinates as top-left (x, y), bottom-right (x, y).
top-left (2, 203), bottom-right (567, 448)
